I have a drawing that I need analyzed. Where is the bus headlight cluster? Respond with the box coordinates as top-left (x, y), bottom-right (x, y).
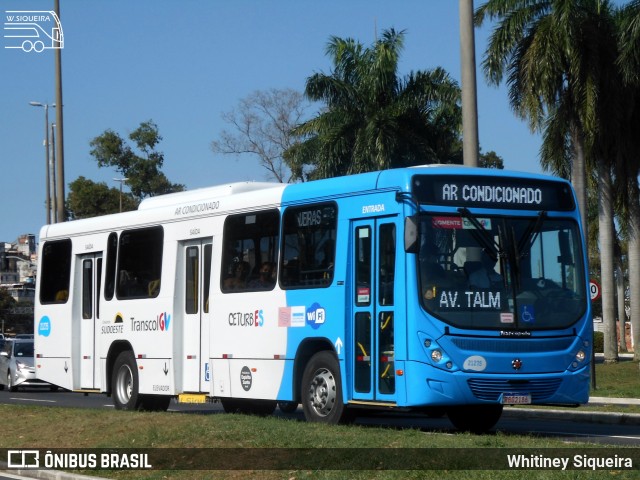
top-left (569, 348), bottom-right (588, 370)
top-left (419, 332), bottom-right (457, 371)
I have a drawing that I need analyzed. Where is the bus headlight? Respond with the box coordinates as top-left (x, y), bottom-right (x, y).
top-left (575, 350), bottom-right (586, 362)
top-left (431, 350), bottom-right (443, 363)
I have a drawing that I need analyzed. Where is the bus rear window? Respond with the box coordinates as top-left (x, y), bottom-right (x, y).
top-left (40, 239), bottom-right (72, 304)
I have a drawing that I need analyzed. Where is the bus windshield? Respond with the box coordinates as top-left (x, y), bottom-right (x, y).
top-left (417, 212), bottom-right (587, 330)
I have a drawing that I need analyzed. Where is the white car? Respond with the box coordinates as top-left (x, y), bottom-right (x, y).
top-left (0, 339), bottom-right (49, 391)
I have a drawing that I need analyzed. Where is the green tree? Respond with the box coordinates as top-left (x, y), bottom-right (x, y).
top-left (285, 28), bottom-right (462, 179)
top-left (89, 120), bottom-right (185, 202)
top-left (67, 176), bottom-right (138, 219)
top-left (476, 0), bottom-right (621, 363)
top-left (616, 0), bottom-right (640, 360)
top-left (479, 150), bottom-right (504, 169)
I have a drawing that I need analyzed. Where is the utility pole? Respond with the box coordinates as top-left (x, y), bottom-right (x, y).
top-left (54, 0), bottom-right (65, 222)
top-left (459, 0), bottom-right (479, 167)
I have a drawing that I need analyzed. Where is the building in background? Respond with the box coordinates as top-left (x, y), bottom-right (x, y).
top-left (0, 234), bottom-right (37, 304)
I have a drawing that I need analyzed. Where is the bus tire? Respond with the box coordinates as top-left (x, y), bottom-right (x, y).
top-left (447, 404), bottom-right (503, 433)
top-left (112, 351), bottom-right (143, 410)
top-left (301, 351), bottom-right (351, 424)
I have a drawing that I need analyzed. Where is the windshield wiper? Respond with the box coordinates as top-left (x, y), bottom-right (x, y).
top-left (517, 211), bottom-right (547, 259)
top-left (457, 207), bottom-right (501, 262)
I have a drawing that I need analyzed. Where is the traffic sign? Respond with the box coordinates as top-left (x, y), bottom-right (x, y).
top-left (589, 279), bottom-right (601, 301)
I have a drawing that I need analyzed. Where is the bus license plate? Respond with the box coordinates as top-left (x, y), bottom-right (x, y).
top-left (501, 393), bottom-right (531, 405)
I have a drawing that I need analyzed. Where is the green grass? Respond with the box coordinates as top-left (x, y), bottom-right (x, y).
top-left (1, 402), bottom-right (638, 480)
top-left (593, 360), bottom-right (640, 398)
top-left (0, 361), bottom-right (637, 480)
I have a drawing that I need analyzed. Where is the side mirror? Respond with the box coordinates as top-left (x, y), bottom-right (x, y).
top-left (404, 216), bottom-right (420, 254)
top-left (558, 231), bottom-right (573, 265)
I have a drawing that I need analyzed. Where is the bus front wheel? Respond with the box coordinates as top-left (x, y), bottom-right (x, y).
top-left (301, 351), bottom-right (352, 424)
top-left (447, 404), bottom-right (503, 433)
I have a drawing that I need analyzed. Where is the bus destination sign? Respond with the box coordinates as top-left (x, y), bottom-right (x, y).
top-left (412, 175), bottom-right (575, 211)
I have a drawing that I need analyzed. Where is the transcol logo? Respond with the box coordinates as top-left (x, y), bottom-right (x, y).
top-left (130, 312), bottom-right (171, 332)
top-left (4, 10), bottom-right (64, 52)
top-left (158, 312), bottom-right (171, 331)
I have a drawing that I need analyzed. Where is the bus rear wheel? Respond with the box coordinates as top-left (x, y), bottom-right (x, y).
top-left (301, 351), bottom-right (351, 424)
top-left (447, 404), bottom-right (503, 433)
top-left (112, 351), bottom-right (143, 410)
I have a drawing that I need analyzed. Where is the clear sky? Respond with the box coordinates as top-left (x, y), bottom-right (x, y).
top-left (1, 0), bottom-right (548, 243)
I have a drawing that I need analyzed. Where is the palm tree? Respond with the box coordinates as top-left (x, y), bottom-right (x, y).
top-left (475, 0), bottom-right (621, 363)
top-left (285, 28), bottom-right (462, 179)
top-left (617, 0), bottom-right (640, 360)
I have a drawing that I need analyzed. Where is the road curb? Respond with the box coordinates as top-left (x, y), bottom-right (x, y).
top-left (0, 462), bottom-right (103, 480)
top-left (504, 407), bottom-right (640, 425)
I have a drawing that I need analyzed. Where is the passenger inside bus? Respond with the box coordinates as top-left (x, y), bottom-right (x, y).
top-left (223, 261), bottom-right (250, 290)
top-left (248, 262), bottom-right (275, 290)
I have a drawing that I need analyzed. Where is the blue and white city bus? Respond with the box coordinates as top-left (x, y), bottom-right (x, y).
top-left (34, 166), bottom-right (590, 432)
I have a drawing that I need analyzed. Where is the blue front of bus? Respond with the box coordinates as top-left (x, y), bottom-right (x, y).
top-left (405, 173), bottom-right (591, 409)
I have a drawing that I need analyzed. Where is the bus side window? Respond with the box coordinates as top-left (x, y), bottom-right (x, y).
top-left (104, 232), bottom-right (118, 301)
top-left (116, 226), bottom-right (163, 300)
top-left (379, 223), bottom-right (396, 306)
top-left (39, 239), bottom-right (72, 304)
top-left (280, 203), bottom-right (337, 289)
top-left (221, 210), bottom-right (279, 293)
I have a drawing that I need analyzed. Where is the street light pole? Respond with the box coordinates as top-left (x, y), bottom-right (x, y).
top-left (29, 101), bottom-right (55, 224)
top-left (114, 178), bottom-right (129, 212)
top-left (50, 122), bottom-right (58, 223)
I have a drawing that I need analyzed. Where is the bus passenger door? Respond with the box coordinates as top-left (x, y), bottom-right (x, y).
top-left (79, 253), bottom-right (102, 389)
top-left (181, 239), bottom-right (213, 393)
top-left (351, 220), bottom-right (397, 403)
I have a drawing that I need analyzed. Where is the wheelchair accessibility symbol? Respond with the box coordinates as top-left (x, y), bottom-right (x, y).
top-left (520, 305), bottom-right (535, 323)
